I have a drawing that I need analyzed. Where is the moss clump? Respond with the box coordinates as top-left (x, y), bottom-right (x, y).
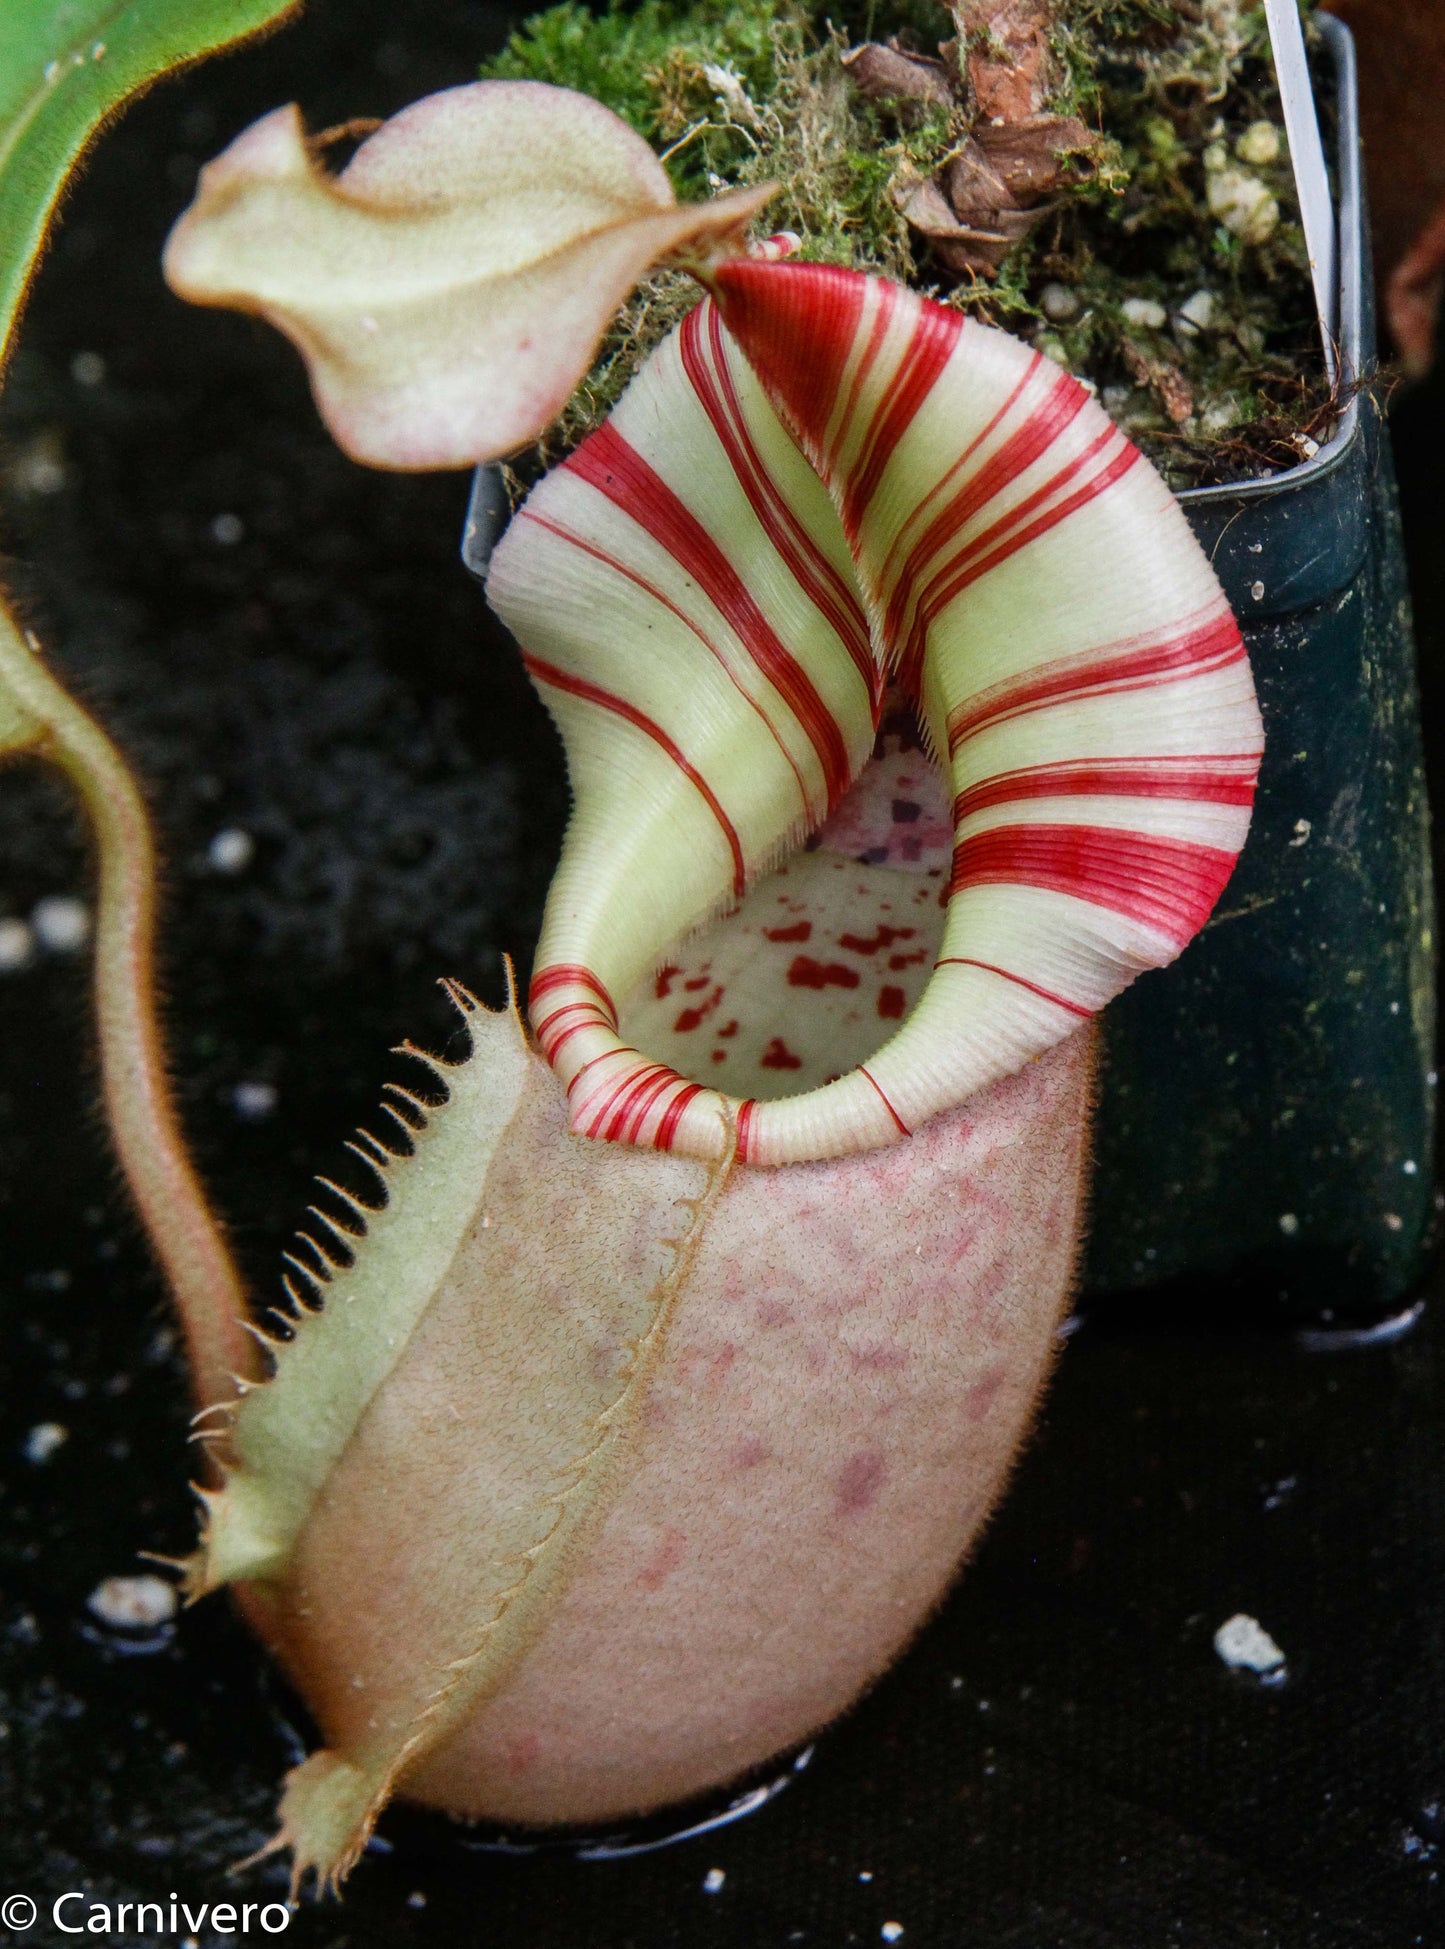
top-left (481, 0), bottom-right (782, 201)
top-left (484, 0), bottom-right (1335, 487)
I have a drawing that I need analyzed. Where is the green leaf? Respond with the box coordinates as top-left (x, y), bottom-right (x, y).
top-left (0, 0), bottom-right (300, 366)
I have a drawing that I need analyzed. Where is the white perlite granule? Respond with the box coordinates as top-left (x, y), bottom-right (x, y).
top-left (24, 1422), bottom-right (67, 1463)
top-left (31, 894), bottom-right (91, 953)
top-left (87, 1574), bottom-right (177, 1631)
top-left (207, 827), bottom-right (254, 874)
top-left (232, 1080), bottom-right (278, 1120)
top-left (0, 919), bottom-right (34, 972)
top-left (1121, 296), bottom-right (1167, 330)
top-left (1213, 1612), bottom-right (1285, 1674)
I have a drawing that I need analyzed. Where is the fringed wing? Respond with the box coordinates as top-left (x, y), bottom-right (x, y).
top-left (187, 990), bottom-right (727, 1893)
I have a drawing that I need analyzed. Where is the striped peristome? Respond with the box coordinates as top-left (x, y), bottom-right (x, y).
top-left (486, 259), bottom-right (1262, 1166)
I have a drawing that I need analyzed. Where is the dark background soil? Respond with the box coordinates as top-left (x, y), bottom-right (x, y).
top-left (3, 4), bottom-right (1445, 1944)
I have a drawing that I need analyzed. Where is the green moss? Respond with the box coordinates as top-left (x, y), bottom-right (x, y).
top-left (482, 0), bottom-right (781, 199)
top-left (486, 0), bottom-right (1335, 488)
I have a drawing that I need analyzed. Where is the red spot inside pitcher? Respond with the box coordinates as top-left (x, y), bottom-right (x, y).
top-left (674, 986), bottom-right (724, 1033)
top-left (837, 925), bottom-right (916, 955)
top-left (761, 1036), bottom-right (804, 1070)
top-left (787, 956), bottom-right (860, 990)
top-left (835, 1450), bottom-right (886, 1515)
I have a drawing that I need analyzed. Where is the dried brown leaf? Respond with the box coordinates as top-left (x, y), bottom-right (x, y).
top-left (953, 0), bottom-right (1057, 121)
top-left (840, 40), bottom-right (957, 111)
top-left (972, 113), bottom-right (1097, 198)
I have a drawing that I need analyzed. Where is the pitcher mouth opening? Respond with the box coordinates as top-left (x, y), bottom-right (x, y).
top-left (614, 708), bottom-right (950, 1104)
top-left (525, 707), bottom-right (957, 1168)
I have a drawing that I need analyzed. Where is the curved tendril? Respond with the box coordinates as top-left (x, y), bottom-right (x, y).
top-left (0, 613), bottom-right (254, 1414)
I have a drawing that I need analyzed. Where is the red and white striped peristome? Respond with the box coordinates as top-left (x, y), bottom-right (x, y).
top-left (485, 261), bottom-right (1263, 1166)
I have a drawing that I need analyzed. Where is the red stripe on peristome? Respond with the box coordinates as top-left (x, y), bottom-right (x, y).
top-left (843, 294), bottom-right (963, 542)
top-left (891, 396), bottom-right (1104, 680)
top-left (935, 955), bottom-right (1091, 1018)
top-left (733, 1096), bottom-right (757, 1162)
top-left (931, 439), bottom-right (1141, 619)
top-left (710, 258), bottom-right (870, 462)
top-left (952, 757), bottom-right (1260, 821)
top-left (623, 1068), bottom-right (685, 1146)
top-left (539, 1017), bottom-right (615, 1065)
top-left (875, 350), bottom-right (1043, 601)
top-left (597, 1062), bottom-right (674, 1145)
top-left (947, 610), bottom-right (1247, 754)
top-left (533, 1000), bottom-right (607, 1041)
top-left (520, 506), bottom-right (814, 819)
top-left (949, 823), bottom-right (1239, 944)
top-left (884, 365), bottom-right (1085, 654)
top-left (901, 436), bottom-right (1140, 685)
top-left (859, 1066), bottom-right (911, 1138)
top-left (569, 423), bottom-right (854, 810)
top-left (684, 304), bottom-right (879, 715)
top-left (565, 1044), bottom-right (643, 1099)
top-left (533, 999), bottom-right (615, 1062)
top-left (529, 962), bottom-right (618, 1019)
top-left (580, 1069), bottom-right (647, 1140)
top-left (830, 294), bottom-right (893, 480)
top-left (655, 1081), bottom-right (706, 1152)
top-left (523, 651), bottom-right (748, 897)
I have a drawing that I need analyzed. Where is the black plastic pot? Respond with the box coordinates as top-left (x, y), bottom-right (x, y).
top-left (1084, 14), bottom-right (1438, 1327)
